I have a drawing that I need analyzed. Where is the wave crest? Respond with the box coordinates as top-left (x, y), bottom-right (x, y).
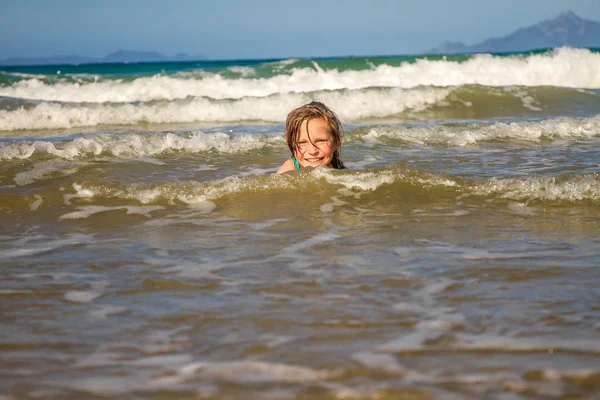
top-left (1, 47), bottom-right (599, 105)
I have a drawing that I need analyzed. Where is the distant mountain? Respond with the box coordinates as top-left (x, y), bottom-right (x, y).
top-left (0, 50), bottom-right (207, 66)
top-left (0, 55), bottom-right (97, 66)
top-left (103, 50), bottom-right (204, 63)
top-left (103, 50), bottom-right (167, 63)
top-left (427, 11), bottom-right (600, 54)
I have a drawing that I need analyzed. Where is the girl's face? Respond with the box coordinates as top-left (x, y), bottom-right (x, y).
top-left (294, 118), bottom-right (337, 168)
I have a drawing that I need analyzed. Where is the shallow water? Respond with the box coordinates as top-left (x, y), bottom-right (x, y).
top-left (2, 50), bottom-right (600, 399)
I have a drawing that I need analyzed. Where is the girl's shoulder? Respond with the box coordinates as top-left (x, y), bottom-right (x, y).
top-left (276, 158), bottom-right (297, 174)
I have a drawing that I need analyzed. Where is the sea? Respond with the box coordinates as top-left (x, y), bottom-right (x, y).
top-left (1, 47), bottom-right (599, 399)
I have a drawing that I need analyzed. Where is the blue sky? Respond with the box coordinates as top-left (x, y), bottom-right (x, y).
top-left (2, 0), bottom-right (600, 60)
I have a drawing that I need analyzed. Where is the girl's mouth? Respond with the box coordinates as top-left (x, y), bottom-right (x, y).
top-left (304, 157), bottom-right (323, 163)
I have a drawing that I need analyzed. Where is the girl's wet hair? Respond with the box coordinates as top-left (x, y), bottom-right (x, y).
top-left (285, 101), bottom-right (345, 169)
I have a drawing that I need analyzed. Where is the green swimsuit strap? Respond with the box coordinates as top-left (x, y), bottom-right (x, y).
top-left (291, 156), bottom-right (301, 169)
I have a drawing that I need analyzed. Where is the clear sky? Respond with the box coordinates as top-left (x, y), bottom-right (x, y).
top-left (2, 0), bottom-right (600, 60)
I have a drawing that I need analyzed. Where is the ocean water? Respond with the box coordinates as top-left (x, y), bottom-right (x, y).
top-left (1, 47), bottom-right (600, 399)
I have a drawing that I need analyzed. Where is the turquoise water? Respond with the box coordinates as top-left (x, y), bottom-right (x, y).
top-left (1, 48), bottom-right (600, 399)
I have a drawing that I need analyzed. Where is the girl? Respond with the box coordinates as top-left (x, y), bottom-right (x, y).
top-left (277, 101), bottom-right (345, 174)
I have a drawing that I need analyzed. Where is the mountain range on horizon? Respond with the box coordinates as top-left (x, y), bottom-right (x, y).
top-left (427, 11), bottom-right (600, 54)
top-left (0, 50), bottom-right (207, 67)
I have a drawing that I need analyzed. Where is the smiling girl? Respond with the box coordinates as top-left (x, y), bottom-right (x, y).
top-left (277, 101), bottom-right (346, 174)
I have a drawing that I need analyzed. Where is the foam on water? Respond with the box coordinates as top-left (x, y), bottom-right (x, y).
top-left (44, 165), bottom-right (600, 214)
top-left (0, 131), bottom-right (283, 161)
top-left (64, 281), bottom-right (110, 303)
top-left (0, 86), bottom-right (451, 131)
top-left (172, 360), bottom-right (337, 384)
top-left (88, 305), bottom-right (128, 320)
top-left (320, 195), bottom-right (347, 213)
top-left (158, 259), bottom-right (224, 280)
top-left (455, 333), bottom-right (600, 354)
top-left (379, 271), bottom-right (467, 353)
top-left (2, 48), bottom-right (599, 104)
top-left (130, 354), bottom-right (194, 368)
top-left (3, 116), bottom-right (597, 167)
top-left (311, 167), bottom-right (397, 191)
top-left (363, 115), bottom-right (600, 146)
top-left (28, 195), bottom-right (43, 210)
top-left (14, 160), bottom-right (87, 185)
top-left (63, 183), bottom-right (95, 205)
top-left (226, 66), bottom-right (256, 77)
top-left (507, 201), bottom-right (538, 216)
top-left (57, 167), bottom-right (401, 211)
top-left (411, 208), bottom-right (470, 217)
top-left (471, 174), bottom-right (600, 203)
top-left (0, 234), bottom-right (93, 260)
top-left (401, 238), bottom-right (573, 261)
top-left (351, 352), bottom-right (407, 374)
top-left (59, 205), bottom-right (164, 220)
top-left (279, 231), bottom-right (340, 257)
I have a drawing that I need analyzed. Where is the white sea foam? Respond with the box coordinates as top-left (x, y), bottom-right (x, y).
top-left (159, 260), bottom-right (224, 280)
top-left (456, 333), bottom-right (600, 354)
top-left (470, 174), bottom-right (600, 203)
top-left (50, 166), bottom-right (418, 210)
top-left (411, 208), bottom-right (470, 217)
top-left (0, 234), bottom-right (93, 260)
top-left (226, 66), bottom-right (256, 77)
top-left (62, 177), bottom-right (276, 208)
top-left (344, 155), bottom-right (382, 169)
top-left (351, 352), bottom-right (406, 374)
top-left (363, 115), bottom-right (600, 146)
top-left (14, 160), bottom-right (86, 185)
top-left (174, 360), bottom-right (336, 383)
top-left (59, 205), bottom-right (164, 220)
top-left (88, 305), bottom-right (128, 320)
top-left (64, 183), bottom-right (95, 205)
top-left (507, 202), bottom-right (538, 216)
top-left (311, 167), bottom-right (396, 191)
top-left (260, 334), bottom-right (295, 348)
top-left (28, 195), bottom-right (43, 210)
top-left (29, 160), bottom-right (599, 211)
top-left (320, 195), bottom-right (347, 213)
top-left (0, 131), bottom-right (283, 161)
top-left (405, 239), bottom-right (570, 260)
top-left (0, 86), bottom-right (450, 130)
top-left (0, 289), bottom-right (33, 294)
top-left (130, 354), bottom-right (193, 368)
top-left (64, 281), bottom-right (110, 303)
top-left (279, 231), bottom-right (340, 256)
top-left (2, 48), bottom-right (599, 104)
top-left (179, 199), bottom-right (217, 212)
top-left (247, 218), bottom-right (288, 230)
top-left (11, 115), bottom-right (597, 164)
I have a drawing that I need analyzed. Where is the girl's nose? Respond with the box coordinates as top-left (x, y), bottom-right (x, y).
top-left (307, 143), bottom-right (319, 154)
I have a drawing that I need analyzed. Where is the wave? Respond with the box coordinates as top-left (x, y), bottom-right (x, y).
top-left (1, 84), bottom-right (599, 131)
top-left (359, 115), bottom-right (600, 146)
top-left (19, 166), bottom-right (599, 209)
top-left (2, 116), bottom-right (599, 161)
top-left (3, 161), bottom-right (599, 214)
top-left (1, 48), bottom-right (599, 103)
top-left (0, 131), bottom-right (284, 161)
top-left (0, 86), bottom-right (453, 131)
top-left (469, 174), bottom-right (600, 203)
top-left (44, 166), bottom-right (600, 216)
